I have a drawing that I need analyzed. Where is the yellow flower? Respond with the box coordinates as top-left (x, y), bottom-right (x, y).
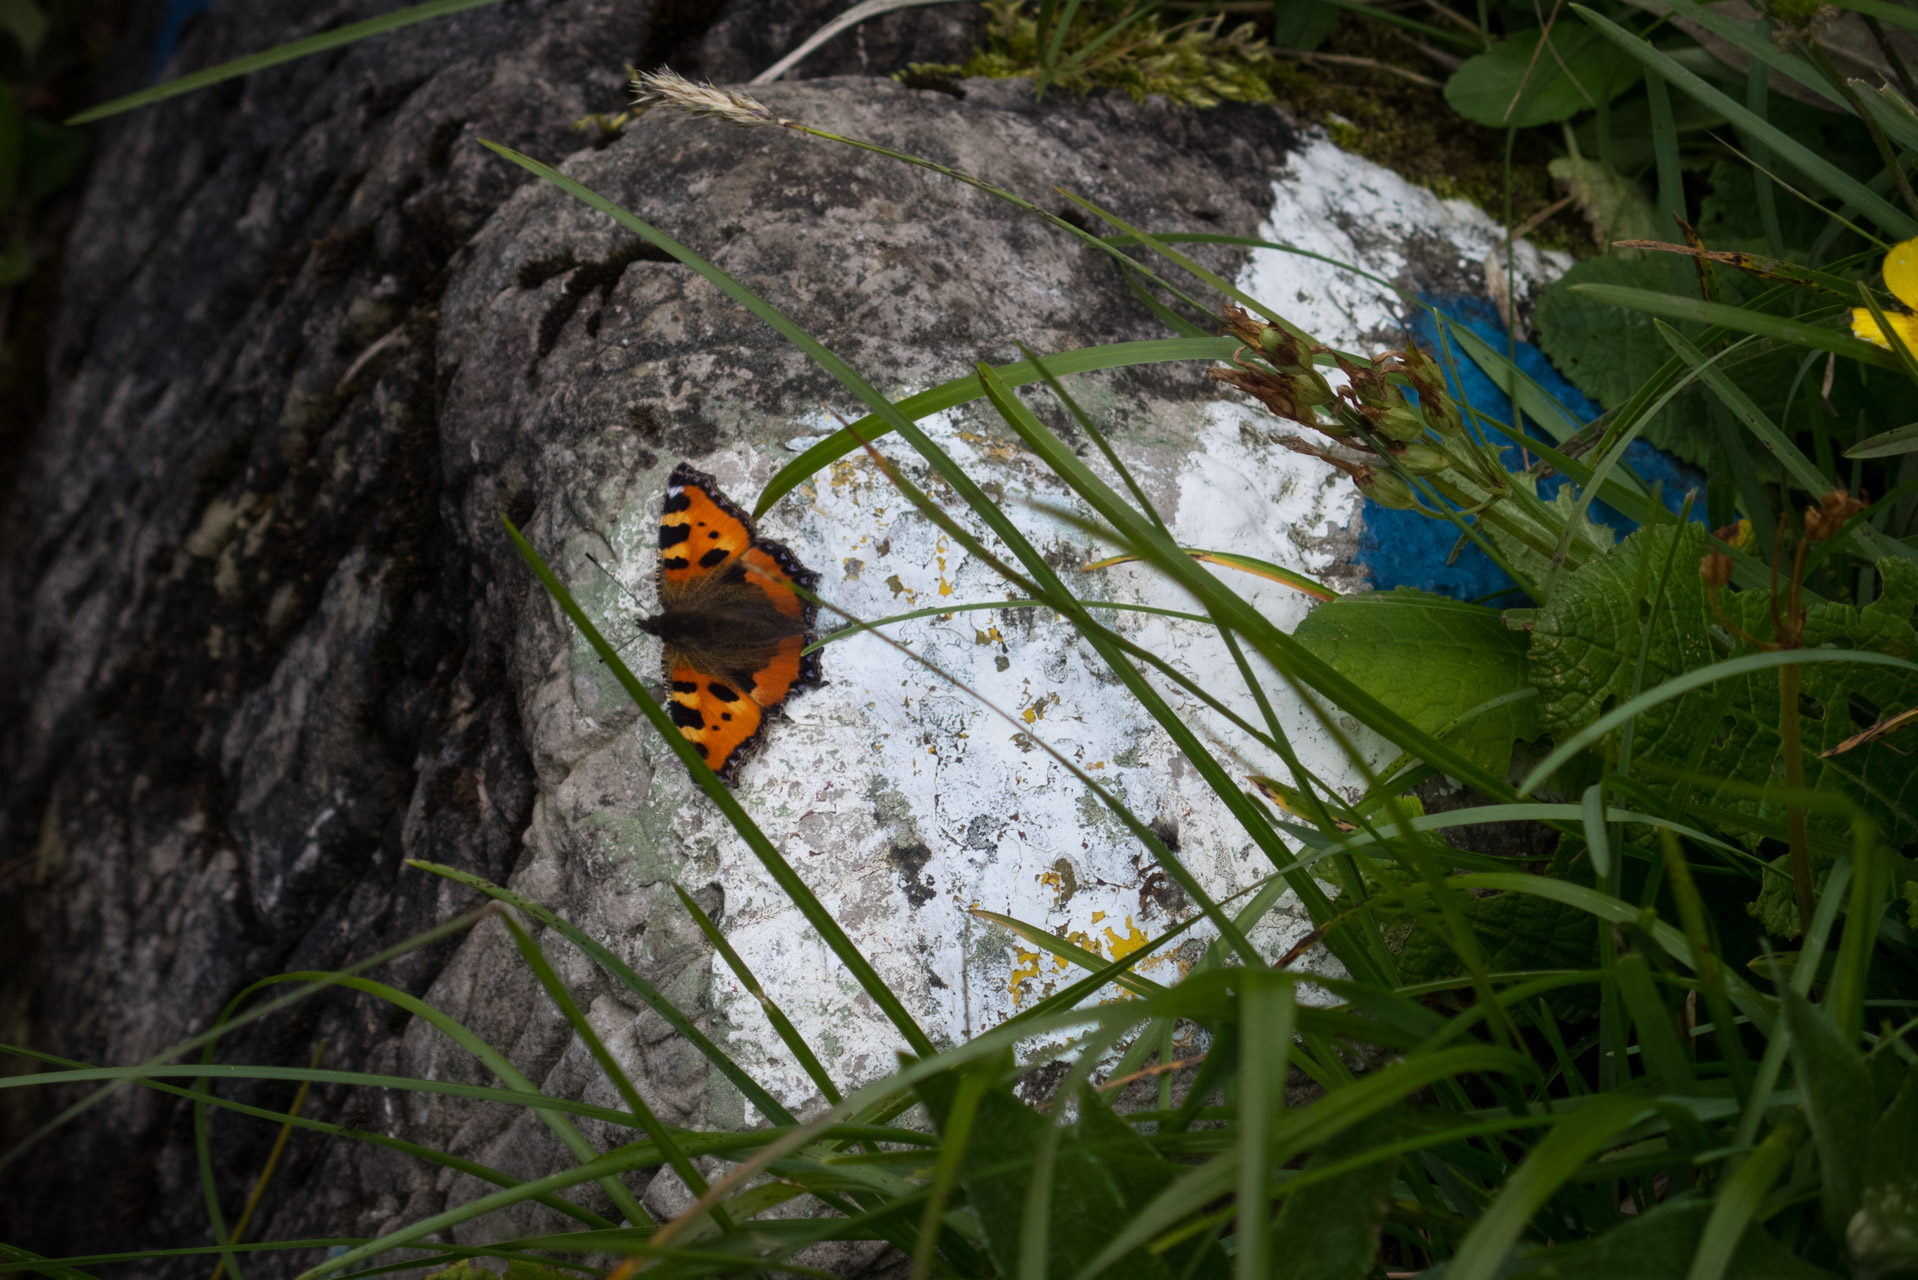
top-left (1852, 236), bottom-right (1918, 352)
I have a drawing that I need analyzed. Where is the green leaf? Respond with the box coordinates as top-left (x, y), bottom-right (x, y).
top-left (1293, 589), bottom-right (1542, 777)
top-left (1529, 522), bottom-right (1718, 745)
top-left (1572, 4), bottom-right (1918, 240)
top-left (1847, 421), bottom-right (1918, 459)
top-left (1686, 1117), bottom-right (1809, 1280)
top-left (1444, 27), bottom-right (1638, 127)
top-left (1269, 0), bottom-right (1338, 51)
top-left (1397, 844), bottom-right (1599, 1020)
top-left (1779, 984), bottom-right (1876, 1238)
top-left (1548, 156), bottom-right (1662, 253)
top-left (1447, 1094), bottom-right (1655, 1280)
top-left (1566, 283), bottom-right (1903, 374)
top-left (1494, 1200), bottom-right (1838, 1279)
top-left (1534, 258), bottom-right (1712, 463)
top-left (1749, 850), bottom-right (1837, 940)
top-left (1269, 1115), bottom-right (1400, 1280)
top-left (0, 0), bottom-right (46, 59)
top-left (754, 337), bottom-right (1237, 518)
top-left (1855, 1061), bottom-right (1918, 1274)
top-left (913, 1053), bottom-right (1228, 1280)
top-left (1713, 558), bottom-right (1918, 849)
top-left (1532, 523), bottom-right (1918, 855)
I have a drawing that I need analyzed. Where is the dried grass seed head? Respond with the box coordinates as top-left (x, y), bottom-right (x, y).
top-left (631, 68), bottom-right (796, 129)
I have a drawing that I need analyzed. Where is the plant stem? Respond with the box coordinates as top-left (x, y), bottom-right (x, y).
top-left (1779, 659), bottom-right (1814, 935)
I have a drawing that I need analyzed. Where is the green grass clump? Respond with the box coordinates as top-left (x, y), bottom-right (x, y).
top-left (901, 0), bottom-right (1284, 108)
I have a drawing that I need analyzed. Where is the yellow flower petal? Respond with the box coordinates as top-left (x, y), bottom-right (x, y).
top-left (1851, 305), bottom-right (1918, 353)
top-left (1885, 235), bottom-right (1918, 310)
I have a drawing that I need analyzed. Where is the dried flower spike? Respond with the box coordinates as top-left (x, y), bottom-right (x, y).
top-left (631, 68), bottom-right (796, 129)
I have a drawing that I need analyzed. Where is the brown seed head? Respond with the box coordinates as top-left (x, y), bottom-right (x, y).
top-left (1699, 549), bottom-right (1734, 588)
top-left (1803, 490), bottom-right (1868, 542)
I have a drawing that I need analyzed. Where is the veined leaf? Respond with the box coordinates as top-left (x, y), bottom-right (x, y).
top-left (1444, 26), bottom-right (1638, 127)
top-left (1295, 589), bottom-right (1541, 777)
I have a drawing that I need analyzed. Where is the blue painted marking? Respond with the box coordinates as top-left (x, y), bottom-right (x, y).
top-left (1353, 294), bottom-right (1702, 602)
top-left (153, 0), bottom-right (218, 78)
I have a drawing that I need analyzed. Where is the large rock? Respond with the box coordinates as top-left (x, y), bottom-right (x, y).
top-left (0, 0), bottom-right (1561, 1266)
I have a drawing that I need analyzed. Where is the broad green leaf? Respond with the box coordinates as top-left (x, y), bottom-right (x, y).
top-left (1529, 522), bottom-right (1718, 748)
top-left (1749, 850), bottom-right (1837, 940)
top-left (1711, 558), bottom-right (1918, 849)
top-left (1780, 985), bottom-right (1876, 1238)
top-left (1855, 1061), bottom-right (1918, 1275)
top-left (1534, 257), bottom-right (1706, 462)
top-left (1293, 589), bottom-right (1541, 777)
top-left (913, 1053), bottom-right (1227, 1280)
top-left (1533, 524), bottom-right (1918, 853)
top-left (1444, 27), bottom-right (1637, 127)
top-left (1397, 886), bottom-right (1599, 1017)
top-left (1269, 1114), bottom-right (1399, 1280)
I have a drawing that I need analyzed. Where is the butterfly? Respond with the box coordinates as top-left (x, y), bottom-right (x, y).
top-left (633, 463), bottom-right (823, 783)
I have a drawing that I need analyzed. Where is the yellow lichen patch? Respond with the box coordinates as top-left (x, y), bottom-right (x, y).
top-left (1059, 929), bottom-right (1101, 971)
top-left (1007, 949), bottom-right (1043, 1004)
top-left (1020, 692), bottom-right (1057, 724)
top-left (1103, 916), bottom-right (1148, 961)
top-left (974, 625), bottom-right (1003, 646)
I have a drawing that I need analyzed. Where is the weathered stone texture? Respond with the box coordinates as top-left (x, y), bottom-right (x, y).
top-left (0, 0), bottom-right (1302, 1266)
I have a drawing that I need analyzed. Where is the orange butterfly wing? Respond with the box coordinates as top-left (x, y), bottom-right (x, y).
top-left (667, 663), bottom-right (766, 778)
top-left (653, 463), bottom-right (822, 782)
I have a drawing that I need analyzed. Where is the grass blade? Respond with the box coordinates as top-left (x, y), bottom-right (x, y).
top-left (1519, 647), bottom-right (1918, 794)
top-left (67, 0), bottom-right (505, 124)
top-left (408, 860), bottom-right (798, 1125)
top-left (1445, 1094), bottom-right (1655, 1280)
top-left (1573, 5), bottom-right (1918, 239)
top-left (1237, 973), bottom-right (1298, 1280)
top-left (755, 337), bottom-right (1236, 518)
top-left (674, 885), bottom-right (842, 1106)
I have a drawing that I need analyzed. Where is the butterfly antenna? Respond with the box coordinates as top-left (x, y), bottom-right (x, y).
top-left (582, 550), bottom-right (650, 659)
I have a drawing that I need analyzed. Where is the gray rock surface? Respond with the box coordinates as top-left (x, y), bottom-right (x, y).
top-left (0, 0), bottom-right (1309, 1265)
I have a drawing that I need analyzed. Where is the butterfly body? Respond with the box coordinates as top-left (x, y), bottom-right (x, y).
top-left (640, 463), bottom-right (822, 782)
